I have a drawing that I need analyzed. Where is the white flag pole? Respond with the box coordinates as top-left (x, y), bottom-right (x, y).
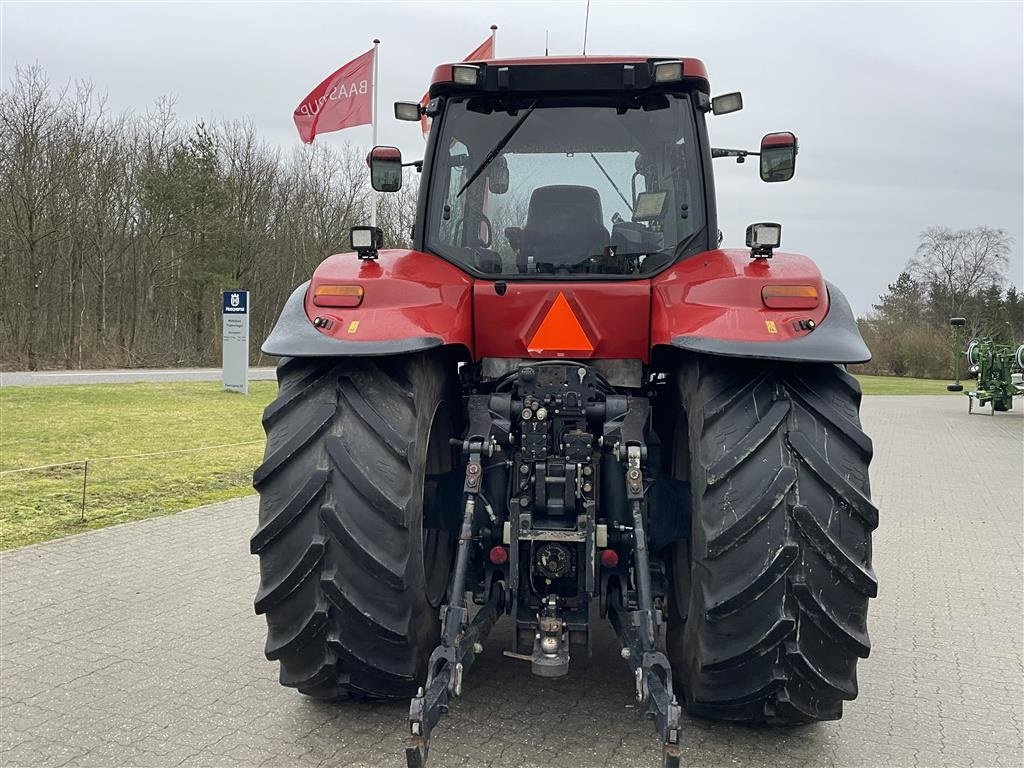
top-left (491, 24), bottom-right (498, 56)
top-left (371, 38), bottom-right (380, 228)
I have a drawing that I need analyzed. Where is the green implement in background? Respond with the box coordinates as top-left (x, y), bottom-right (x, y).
top-left (947, 317), bottom-right (1024, 414)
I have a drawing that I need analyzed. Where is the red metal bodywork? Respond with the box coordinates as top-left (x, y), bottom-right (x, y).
top-left (306, 248), bottom-right (829, 361)
top-left (429, 56), bottom-right (710, 95)
top-left (431, 55), bottom-right (709, 74)
top-left (473, 281), bottom-right (652, 362)
top-left (307, 250), bottom-right (474, 354)
top-left (650, 249), bottom-right (828, 347)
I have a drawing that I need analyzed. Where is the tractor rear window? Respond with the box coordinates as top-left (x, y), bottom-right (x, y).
top-left (425, 94), bottom-right (706, 277)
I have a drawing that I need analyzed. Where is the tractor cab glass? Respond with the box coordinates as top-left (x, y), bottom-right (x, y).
top-left (426, 94), bottom-right (706, 277)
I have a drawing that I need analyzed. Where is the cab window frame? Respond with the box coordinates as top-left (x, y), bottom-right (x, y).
top-left (418, 91), bottom-right (713, 281)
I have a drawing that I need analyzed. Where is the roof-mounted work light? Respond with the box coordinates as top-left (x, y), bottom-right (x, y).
top-left (653, 60), bottom-right (683, 83)
top-left (711, 92), bottom-right (743, 115)
top-left (394, 102), bottom-right (422, 121)
top-left (452, 64), bottom-right (481, 85)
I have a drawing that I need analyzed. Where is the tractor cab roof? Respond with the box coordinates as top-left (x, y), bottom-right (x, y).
top-left (428, 56), bottom-right (710, 98)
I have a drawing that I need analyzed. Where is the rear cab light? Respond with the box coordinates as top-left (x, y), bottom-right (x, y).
top-left (313, 284), bottom-right (364, 308)
top-left (761, 284), bottom-right (819, 310)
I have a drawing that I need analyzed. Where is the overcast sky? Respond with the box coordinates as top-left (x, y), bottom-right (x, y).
top-left (3, 0), bottom-right (1022, 312)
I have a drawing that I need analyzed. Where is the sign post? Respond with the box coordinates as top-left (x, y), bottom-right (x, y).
top-left (222, 290), bottom-right (250, 395)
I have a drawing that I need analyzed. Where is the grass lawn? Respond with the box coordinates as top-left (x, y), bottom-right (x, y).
top-left (0, 372), bottom-right (954, 550)
top-left (854, 374), bottom-right (957, 396)
top-left (1, 381), bottom-right (275, 549)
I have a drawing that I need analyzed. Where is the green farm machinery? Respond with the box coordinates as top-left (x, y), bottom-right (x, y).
top-left (947, 317), bottom-right (1024, 413)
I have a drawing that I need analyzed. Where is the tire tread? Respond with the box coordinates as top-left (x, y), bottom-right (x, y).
top-left (673, 357), bottom-right (876, 724)
top-left (251, 355), bottom-right (447, 699)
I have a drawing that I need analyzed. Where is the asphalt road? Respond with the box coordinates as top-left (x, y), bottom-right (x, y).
top-left (1, 367), bottom-right (278, 387)
top-left (1, 396), bottom-right (1021, 768)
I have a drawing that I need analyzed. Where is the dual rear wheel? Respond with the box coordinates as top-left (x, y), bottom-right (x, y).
top-left (251, 353), bottom-right (877, 726)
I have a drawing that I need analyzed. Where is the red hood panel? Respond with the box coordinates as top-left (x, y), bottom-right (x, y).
top-left (650, 249), bottom-right (829, 345)
top-left (306, 249), bottom-right (474, 352)
top-left (473, 281), bottom-right (651, 362)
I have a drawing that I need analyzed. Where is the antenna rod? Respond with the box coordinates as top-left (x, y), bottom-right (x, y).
top-left (545, 30), bottom-right (549, 56)
top-left (583, 0), bottom-right (591, 55)
top-left (371, 38), bottom-right (380, 228)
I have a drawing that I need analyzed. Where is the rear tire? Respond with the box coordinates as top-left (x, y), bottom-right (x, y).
top-left (250, 354), bottom-right (457, 699)
top-left (667, 356), bottom-right (877, 723)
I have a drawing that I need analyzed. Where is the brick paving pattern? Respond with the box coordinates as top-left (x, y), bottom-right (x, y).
top-left (1, 395), bottom-right (1021, 767)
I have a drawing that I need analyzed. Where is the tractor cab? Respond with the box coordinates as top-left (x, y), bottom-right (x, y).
top-left (377, 57), bottom-right (796, 278)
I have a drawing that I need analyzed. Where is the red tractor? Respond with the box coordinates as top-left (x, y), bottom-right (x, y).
top-left (251, 56), bottom-right (877, 768)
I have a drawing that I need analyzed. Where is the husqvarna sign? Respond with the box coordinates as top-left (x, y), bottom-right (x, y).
top-left (222, 291), bottom-right (249, 394)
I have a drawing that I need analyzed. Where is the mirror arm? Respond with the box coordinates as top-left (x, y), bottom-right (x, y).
top-left (402, 160), bottom-right (424, 172)
top-left (711, 147), bottom-right (759, 160)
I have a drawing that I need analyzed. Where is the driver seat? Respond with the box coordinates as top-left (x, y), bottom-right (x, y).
top-left (518, 185), bottom-right (610, 271)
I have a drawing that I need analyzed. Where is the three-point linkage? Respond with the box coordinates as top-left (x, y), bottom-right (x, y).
top-left (406, 439), bottom-right (503, 768)
top-left (407, 378), bottom-right (682, 768)
top-left (607, 443), bottom-right (682, 768)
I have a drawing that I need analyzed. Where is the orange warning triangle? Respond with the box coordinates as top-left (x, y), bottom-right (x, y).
top-left (527, 292), bottom-right (594, 353)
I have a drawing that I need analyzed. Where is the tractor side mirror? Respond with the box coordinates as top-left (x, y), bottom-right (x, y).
top-left (367, 145), bottom-right (403, 192)
top-left (759, 132), bottom-right (797, 183)
top-left (488, 155), bottom-right (509, 194)
top-left (950, 317), bottom-right (967, 327)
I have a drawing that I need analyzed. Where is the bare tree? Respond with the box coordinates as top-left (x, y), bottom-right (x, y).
top-left (0, 66), bottom-right (66, 368)
top-left (0, 65), bottom-right (421, 370)
top-left (907, 226), bottom-right (1012, 317)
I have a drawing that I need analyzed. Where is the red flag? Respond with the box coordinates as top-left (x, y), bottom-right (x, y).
top-left (420, 35), bottom-right (495, 138)
top-left (294, 48), bottom-right (375, 144)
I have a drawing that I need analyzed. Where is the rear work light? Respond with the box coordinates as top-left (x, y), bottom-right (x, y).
top-left (761, 284), bottom-right (819, 310)
top-left (452, 64), bottom-right (481, 85)
top-left (653, 60), bottom-right (683, 83)
top-left (313, 284), bottom-right (364, 308)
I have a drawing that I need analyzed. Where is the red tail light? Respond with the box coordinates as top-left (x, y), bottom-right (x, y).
top-left (600, 549), bottom-right (619, 568)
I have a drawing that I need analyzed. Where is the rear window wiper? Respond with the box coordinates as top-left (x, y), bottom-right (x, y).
top-left (456, 101), bottom-right (537, 198)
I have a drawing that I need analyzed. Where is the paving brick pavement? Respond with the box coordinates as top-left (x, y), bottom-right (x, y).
top-left (1, 395), bottom-right (1021, 767)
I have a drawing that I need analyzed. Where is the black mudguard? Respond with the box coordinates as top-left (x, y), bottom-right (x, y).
top-left (261, 281), bottom-right (443, 358)
top-left (670, 282), bottom-right (870, 364)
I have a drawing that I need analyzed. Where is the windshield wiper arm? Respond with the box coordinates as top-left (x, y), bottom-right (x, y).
top-left (589, 153), bottom-right (632, 213)
top-left (456, 102), bottom-right (537, 198)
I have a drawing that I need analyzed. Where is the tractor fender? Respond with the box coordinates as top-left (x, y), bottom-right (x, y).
top-left (261, 249), bottom-right (474, 358)
top-left (651, 249), bottom-right (870, 364)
